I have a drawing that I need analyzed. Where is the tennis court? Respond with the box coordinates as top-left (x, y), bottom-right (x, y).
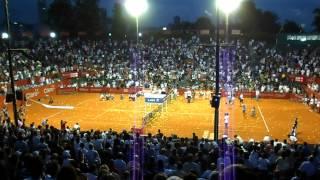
top-left (7, 93), bottom-right (320, 143)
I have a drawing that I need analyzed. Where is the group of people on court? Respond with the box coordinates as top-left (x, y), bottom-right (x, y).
top-left (99, 93), bottom-right (139, 101)
top-left (303, 94), bottom-right (320, 113)
top-left (184, 89), bottom-right (211, 103)
top-left (236, 92), bottom-right (256, 117)
top-left (100, 93), bottom-right (115, 101)
top-left (223, 91), bottom-right (260, 130)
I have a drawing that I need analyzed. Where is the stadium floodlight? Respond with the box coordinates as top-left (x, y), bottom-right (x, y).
top-left (108, 33), bottom-right (112, 37)
top-left (138, 32), bottom-right (142, 37)
top-left (125, 0), bottom-right (148, 43)
top-left (125, 0), bottom-right (148, 18)
top-left (216, 0), bottom-right (242, 43)
top-left (162, 27), bottom-right (167, 31)
top-left (216, 0), bottom-right (242, 15)
top-left (1, 32), bottom-right (9, 39)
top-left (49, 32), bottom-right (56, 38)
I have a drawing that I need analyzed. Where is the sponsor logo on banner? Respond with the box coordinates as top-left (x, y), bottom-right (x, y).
top-left (26, 91), bottom-right (40, 98)
top-left (91, 88), bottom-right (102, 92)
top-left (44, 87), bottom-right (55, 94)
top-left (79, 88), bottom-right (89, 92)
top-left (145, 98), bottom-right (164, 103)
top-left (62, 72), bottom-right (79, 78)
top-left (70, 73), bottom-right (78, 78)
top-left (295, 76), bottom-right (304, 83)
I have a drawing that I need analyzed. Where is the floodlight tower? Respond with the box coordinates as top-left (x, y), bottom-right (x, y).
top-left (2, 0), bottom-right (19, 126)
top-left (212, 0), bottom-right (242, 141)
top-left (125, 0), bottom-right (148, 44)
top-left (124, 1), bottom-right (148, 179)
top-left (216, 0), bottom-right (242, 43)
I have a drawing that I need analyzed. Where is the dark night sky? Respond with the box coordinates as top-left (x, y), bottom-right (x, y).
top-left (3, 0), bottom-right (320, 31)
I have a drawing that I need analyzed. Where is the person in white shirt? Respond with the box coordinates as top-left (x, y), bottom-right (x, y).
top-left (289, 118), bottom-right (298, 143)
top-left (224, 113), bottom-right (229, 128)
top-left (289, 135), bottom-right (297, 143)
top-left (74, 123), bottom-right (80, 131)
top-left (41, 119), bottom-right (48, 127)
top-left (185, 89), bottom-right (192, 103)
top-left (227, 91), bottom-right (232, 104)
top-left (17, 119), bottom-right (23, 128)
top-left (129, 94), bottom-right (136, 101)
top-left (310, 98), bottom-right (315, 109)
top-left (239, 93), bottom-right (244, 105)
top-left (255, 89), bottom-right (260, 101)
top-left (100, 93), bottom-right (106, 101)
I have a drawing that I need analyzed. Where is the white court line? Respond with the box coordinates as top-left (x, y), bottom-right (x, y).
top-left (257, 104), bottom-right (270, 133)
top-left (41, 99), bottom-right (91, 120)
top-left (44, 111), bottom-right (64, 120)
top-left (92, 110), bottom-right (111, 120)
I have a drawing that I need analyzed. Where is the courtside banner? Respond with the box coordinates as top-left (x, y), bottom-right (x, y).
top-left (56, 87), bottom-right (77, 94)
top-left (76, 87), bottom-right (143, 93)
top-left (23, 83), bottom-right (58, 99)
top-left (144, 93), bottom-right (166, 104)
top-left (62, 72), bottom-right (79, 79)
top-left (288, 75), bottom-right (320, 84)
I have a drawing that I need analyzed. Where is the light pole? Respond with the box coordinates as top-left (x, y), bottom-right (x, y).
top-left (125, 0), bottom-right (148, 44)
top-left (212, 0), bottom-right (242, 141)
top-left (216, 0), bottom-right (242, 43)
top-left (3, 0), bottom-right (19, 126)
top-left (213, 3), bottom-right (220, 142)
top-left (124, 1), bottom-right (148, 179)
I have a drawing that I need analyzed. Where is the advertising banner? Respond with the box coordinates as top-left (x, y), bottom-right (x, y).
top-left (144, 93), bottom-right (167, 104)
top-left (23, 83), bottom-right (58, 99)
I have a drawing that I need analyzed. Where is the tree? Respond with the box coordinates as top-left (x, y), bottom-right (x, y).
top-left (47, 0), bottom-right (75, 32)
top-left (180, 21), bottom-right (194, 30)
top-left (170, 16), bottom-right (181, 30)
top-left (313, 8), bottom-right (320, 32)
top-left (74, 0), bottom-right (106, 34)
top-left (111, 3), bottom-right (126, 40)
top-left (258, 11), bottom-right (280, 34)
top-left (238, 0), bottom-right (280, 39)
top-left (47, 0), bottom-right (107, 35)
top-left (38, 0), bottom-right (48, 25)
top-left (194, 16), bottom-right (213, 30)
top-left (238, 0), bottom-right (261, 34)
top-left (282, 20), bottom-right (303, 33)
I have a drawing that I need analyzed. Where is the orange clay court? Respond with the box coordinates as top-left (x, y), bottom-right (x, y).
top-left (8, 93), bottom-right (320, 144)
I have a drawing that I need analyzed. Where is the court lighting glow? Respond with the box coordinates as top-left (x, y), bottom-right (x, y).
top-left (125, 0), bottom-right (148, 18)
top-left (216, 0), bottom-right (242, 15)
top-left (138, 32), bottom-right (142, 37)
top-left (1, 32), bottom-right (9, 39)
top-left (49, 32), bottom-right (56, 38)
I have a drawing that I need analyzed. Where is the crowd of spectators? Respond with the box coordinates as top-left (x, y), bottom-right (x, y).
top-left (1, 37), bottom-right (320, 179)
top-left (1, 112), bottom-right (320, 180)
top-left (1, 37), bottom-right (319, 94)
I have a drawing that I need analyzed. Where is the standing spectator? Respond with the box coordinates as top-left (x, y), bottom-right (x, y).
top-left (86, 143), bottom-right (101, 166)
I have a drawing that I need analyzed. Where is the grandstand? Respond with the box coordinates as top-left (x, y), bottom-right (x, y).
top-left (1, 34), bottom-right (320, 179)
